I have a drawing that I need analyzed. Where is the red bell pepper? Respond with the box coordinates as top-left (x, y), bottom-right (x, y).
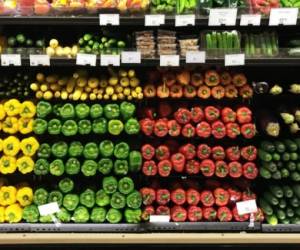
top-left (171, 206), bottom-right (187, 222)
top-left (155, 145), bottom-right (170, 161)
top-left (197, 144), bottom-right (211, 160)
top-left (179, 143), bottom-right (196, 160)
top-left (141, 205), bottom-right (155, 221)
top-left (186, 159), bottom-right (200, 175)
top-left (140, 187), bottom-right (156, 205)
top-left (211, 120), bottom-right (226, 139)
top-left (217, 206), bottom-right (232, 222)
top-left (140, 118), bottom-right (155, 136)
top-left (196, 121), bottom-right (211, 138)
top-left (191, 106), bottom-right (204, 123)
top-left (156, 189), bottom-right (171, 205)
top-left (142, 160), bottom-right (157, 176)
top-left (174, 108), bottom-right (192, 125)
top-left (215, 160), bottom-right (228, 178)
top-left (203, 207), bottom-right (217, 221)
top-left (186, 188), bottom-right (200, 205)
top-left (200, 190), bottom-right (215, 207)
top-left (156, 205), bottom-right (170, 215)
top-left (226, 146), bottom-right (240, 161)
top-left (158, 102), bottom-right (172, 118)
top-left (242, 189), bottom-right (256, 201)
top-left (228, 161), bottom-right (242, 178)
top-left (171, 153), bottom-right (186, 173)
top-left (211, 146), bottom-right (225, 160)
top-left (232, 206), bottom-right (249, 222)
top-left (158, 160), bottom-right (172, 177)
top-left (221, 107), bottom-right (236, 123)
top-left (141, 144), bottom-right (155, 160)
top-left (182, 124), bottom-right (196, 138)
top-left (228, 187), bottom-right (242, 203)
top-left (236, 107), bottom-right (252, 124)
top-left (241, 123), bottom-right (256, 139)
top-left (200, 159), bottom-right (215, 177)
top-left (187, 206), bottom-right (202, 222)
top-left (154, 119), bottom-right (168, 137)
top-left (243, 162), bottom-right (258, 180)
top-left (226, 122), bottom-right (241, 139)
top-left (214, 188), bottom-right (230, 206)
top-left (204, 106), bottom-right (220, 122)
top-left (171, 188), bottom-right (186, 205)
top-left (241, 145), bottom-right (257, 161)
top-left (168, 120), bottom-right (181, 137)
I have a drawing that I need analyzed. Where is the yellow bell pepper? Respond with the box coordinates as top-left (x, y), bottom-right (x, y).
top-left (18, 118), bottom-right (33, 134)
top-left (0, 139), bottom-right (3, 152)
top-left (3, 136), bottom-right (20, 156)
top-left (20, 137), bottom-right (39, 156)
top-left (0, 156), bottom-right (17, 174)
top-left (0, 206), bottom-right (5, 222)
top-left (20, 101), bottom-right (36, 118)
top-left (4, 99), bottom-right (21, 117)
top-left (16, 187), bottom-right (33, 207)
top-left (2, 117), bottom-right (18, 134)
top-left (16, 156), bottom-right (34, 174)
top-left (5, 203), bottom-right (22, 223)
top-left (0, 186), bottom-right (17, 206)
top-left (0, 104), bottom-right (6, 120)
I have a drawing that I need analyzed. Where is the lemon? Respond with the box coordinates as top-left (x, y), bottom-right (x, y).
top-left (105, 86), bottom-right (114, 95)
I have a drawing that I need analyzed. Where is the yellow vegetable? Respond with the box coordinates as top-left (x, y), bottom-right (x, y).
top-left (66, 78), bottom-right (76, 93)
top-left (54, 91), bottom-right (61, 98)
top-left (88, 78), bottom-right (99, 88)
top-left (80, 93), bottom-right (88, 101)
top-left (3, 136), bottom-right (20, 156)
top-left (116, 86), bottom-right (124, 93)
top-left (120, 77), bottom-right (129, 87)
top-left (0, 186), bottom-right (17, 206)
top-left (89, 93), bottom-right (96, 100)
top-left (130, 77), bottom-right (140, 87)
top-left (124, 87), bottom-right (131, 96)
top-left (105, 86), bottom-right (114, 96)
top-left (16, 156), bottom-right (34, 174)
top-left (132, 91), bottom-right (138, 98)
top-left (20, 137), bottom-right (39, 157)
top-left (30, 83), bottom-right (39, 91)
top-left (5, 203), bottom-right (22, 223)
top-left (103, 94), bottom-right (110, 100)
top-left (118, 93), bottom-right (124, 100)
top-left (16, 187), bottom-right (33, 207)
top-left (109, 76), bottom-right (118, 86)
top-left (135, 86), bottom-right (142, 94)
top-left (43, 91), bottom-right (53, 100)
top-left (61, 91), bottom-right (68, 100)
top-left (97, 94), bottom-right (103, 100)
top-left (35, 91), bottom-right (44, 99)
top-left (2, 117), bottom-right (18, 134)
top-left (18, 118), bottom-right (33, 134)
top-left (20, 101), bottom-right (36, 118)
top-left (0, 104), bottom-right (6, 120)
top-left (0, 156), bottom-right (17, 174)
top-left (40, 84), bottom-right (48, 92)
top-left (0, 207), bottom-right (5, 222)
top-left (4, 99), bottom-right (21, 116)
top-left (112, 94), bottom-right (118, 101)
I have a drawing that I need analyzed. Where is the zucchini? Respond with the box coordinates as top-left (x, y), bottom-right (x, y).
top-left (272, 153), bottom-right (281, 161)
top-left (287, 161), bottom-right (297, 171)
top-left (283, 185), bottom-right (294, 198)
top-left (261, 141), bottom-right (276, 153)
top-left (275, 141), bottom-right (286, 153)
top-left (275, 208), bottom-right (286, 220)
top-left (286, 207), bottom-right (295, 218)
top-left (289, 197), bottom-right (300, 208)
top-left (284, 139), bottom-right (298, 152)
top-left (282, 152), bottom-right (290, 162)
top-left (262, 161), bottom-right (277, 173)
top-left (269, 185), bottom-right (284, 198)
top-left (279, 199), bottom-right (287, 209)
top-left (259, 198), bottom-right (273, 216)
top-left (266, 215), bottom-right (278, 225)
top-left (258, 149), bottom-right (272, 162)
top-left (281, 168), bottom-right (290, 178)
top-left (272, 171), bottom-right (282, 180)
top-left (263, 191), bottom-right (279, 206)
top-left (260, 167), bottom-right (272, 179)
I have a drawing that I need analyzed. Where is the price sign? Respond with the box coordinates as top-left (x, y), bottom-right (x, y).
top-left (121, 51), bottom-right (141, 64)
top-left (149, 215), bottom-right (170, 223)
top-left (1, 54), bottom-right (21, 66)
top-left (186, 51), bottom-right (206, 63)
top-left (236, 200), bottom-right (258, 215)
top-left (209, 8), bottom-right (237, 26)
top-left (38, 202), bottom-right (60, 216)
top-left (240, 14), bottom-right (261, 26)
top-left (175, 14), bottom-right (195, 27)
top-left (101, 54), bottom-right (120, 66)
top-left (76, 53), bottom-right (97, 66)
top-left (269, 8), bottom-right (298, 26)
top-left (225, 54), bottom-right (245, 66)
top-left (99, 14), bottom-right (120, 26)
top-left (145, 14), bottom-right (165, 26)
top-left (160, 55), bottom-right (180, 66)
top-left (30, 54), bottom-right (50, 66)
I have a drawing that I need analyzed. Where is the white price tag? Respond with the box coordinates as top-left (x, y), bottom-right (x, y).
top-left (1, 54), bottom-right (21, 66)
top-left (269, 8), bottom-right (298, 26)
top-left (149, 215), bottom-right (170, 223)
top-left (38, 202), bottom-right (60, 216)
top-left (240, 14), bottom-right (261, 26)
top-left (225, 54), bottom-right (245, 66)
top-left (29, 54), bottom-right (50, 66)
top-left (186, 51), bottom-right (206, 63)
top-left (145, 14), bottom-right (165, 26)
top-left (76, 53), bottom-right (97, 66)
top-left (99, 14), bottom-right (120, 26)
top-left (121, 51), bottom-right (141, 64)
top-left (236, 200), bottom-right (258, 215)
top-left (175, 14), bottom-right (195, 27)
top-left (101, 54), bottom-right (120, 66)
top-left (209, 8), bottom-right (237, 26)
top-left (160, 55), bottom-right (180, 67)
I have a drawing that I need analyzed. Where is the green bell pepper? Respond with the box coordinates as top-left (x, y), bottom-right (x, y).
top-left (92, 118), bottom-right (107, 134)
top-left (39, 215), bottom-right (52, 223)
top-left (114, 159), bottom-right (128, 175)
top-left (99, 140), bottom-right (114, 157)
top-left (34, 159), bottom-right (49, 176)
top-left (68, 141), bottom-right (83, 157)
top-left (124, 208), bottom-right (142, 223)
top-left (80, 188), bottom-right (95, 208)
top-left (37, 143), bottom-right (51, 159)
top-left (47, 119), bottom-right (62, 135)
top-left (108, 120), bottom-right (124, 135)
top-left (65, 157), bottom-right (81, 175)
top-left (114, 142), bottom-right (129, 159)
top-left (129, 151), bottom-right (142, 172)
top-left (59, 177), bottom-right (74, 193)
top-left (103, 176), bottom-right (118, 194)
top-left (22, 204), bottom-right (39, 223)
top-left (53, 104), bottom-right (62, 117)
top-left (63, 193), bottom-right (79, 211)
top-left (96, 189), bottom-right (110, 207)
top-left (60, 103), bottom-right (75, 119)
top-left (104, 104), bottom-right (120, 119)
top-left (118, 177), bottom-right (134, 195)
top-left (33, 188), bottom-right (48, 206)
top-left (91, 207), bottom-right (106, 223)
top-left (72, 206), bottom-right (89, 223)
top-left (98, 158), bottom-right (113, 175)
top-left (51, 141), bottom-right (68, 158)
top-left (56, 207), bottom-right (71, 223)
top-left (125, 118), bottom-right (140, 135)
top-left (62, 120), bottom-right (78, 136)
top-left (75, 103), bottom-right (90, 119)
top-left (48, 190), bottom-right (63, 206)
top-left (33, 118), bottom-right (47, 135)
top-left (126, 191), bottom-right (142, 209)
top-left (90, 104), bottom-right (103, 119)
top-left (49, 159), bottom-right (65, 176)
top-left (81, 160), bottom-right (97, 176)
top-left (83, 142), bottom-right (99, 160)
top-left (106, 208), bottom-right (122, 223)
top-left (110, 191), bottom-right (126, 209)
top-left (120, 101), bottom-right (136, 121)
top-left (37, 101), bottom-right (52, 118)
top-left (78, 119), bottom-right (92, 135)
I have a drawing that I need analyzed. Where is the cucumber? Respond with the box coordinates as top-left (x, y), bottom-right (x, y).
top-left (286, 207), bottom-right (295, 218)
top-left (290, 216), bottom-right (300, 224)
top-left (281, 168), bottom-right (290, 178)
top-left (258, 149), bottom-right (272, 162)
top-left (275, 141), bottom-right (286, 153)
top-left (260, 167), bottom-right (272, 179)
top-left (266, 215), bottom-right (278, 225)
top-left (263, 191), bottom-right (279, 206)
top-left (279, 199), bottom-right (287, 209)
top-left (276, 208), bottom-right (286, 220)
top-left (262, 161), bottom-right (277, 173)
top-left (283, 185), bottom-right (294, 198)
top-left (287, 161), bottom-right (297, 171)
top-left (261, 141), bottom-right (276, 153)
top-left (272, 153), bottom-right (281, 161)
top-left (290, 152), bottom-right (298, 161)
top-left (272, 171), bottom-right (282, 180)
top-left (282, 152), bottom-right (290, 162)
top-left (289, 197), bottom-right (300, 208)
top-left (259, 198), bottom-right (273, 216)
top-left (269, 185), bottom-right (284, 198)
top-left (284, 139), bottom-right (298, 152)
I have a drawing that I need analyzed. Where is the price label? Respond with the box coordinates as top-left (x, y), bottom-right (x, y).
top-left (38, 202), bottom-right (60, 216)
top-left (1, 54), bottom-right (21, 66)
top-left (240, 14), bottom-right (261, 26)
top-left (269, 8), bottom-right (298, 26)
top-left (209, 8), bottom-right (237, 26)
top-left (175, 14), bottom-right (195, 27)
top-left (145, 14), bottom-right (165, 26)
top-left (76, 53), bottom-right (97, 66)
top-left (99, 14), bottom-right (120, 26)
top-left (225, 54), bottom-right (245, 66)
top-left (186, 51), bottom-right (206, 63)
top-left (121, 51), bottom-right (141, 64)
top-left (160, 55), bottom-right (180, 67)
top-left (236, 200), bottom-right (258, 215)
top-left (101, 54), bottom-right (120, 66)
top-left (29, 54), bottom-right (50, 66)
top-left (149, 215), bottom-right (170, 223)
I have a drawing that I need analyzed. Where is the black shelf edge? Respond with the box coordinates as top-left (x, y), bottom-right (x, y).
top-left (262, 224), bottom-right (300, 233)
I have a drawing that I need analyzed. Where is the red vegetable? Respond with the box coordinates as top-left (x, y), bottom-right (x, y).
top-left (241, 145), bottom-right (257, 161)
top-left (183, 85), bottom-right (197, 98)
top-left (196, 122), bottom-right (211, 138)
top-left (140, 118), bottom-right (155, 136)
top-left (158, 102), bottom-right (172, 118)
top-left (221, 107), bottom-right (236, 123)
top-left (214, 188), bottom-right (230, 207)
top-left (156, 189), bottom-right (171, 205)
top-left (158, 160), bottom-right (172, 177)
top-left (197, 144), bottom-right (211, 160)
top-left (171, 153), bottom-right (186, 173)
top-left (228, 187), bottom-right (242, 203)
top-left (188, 206), bottom-right (202, 222)
top-left (226, 146), bottom-right (240, 161)
top-left (171, 188), bottom-right (186, 205)
top-left (204, 106), bottom-right (220, 122)
top-left (200, 190), bottom-right (215, 207)
top-left (186, 159), bottom-right (200, 175)
top-left (232, 206), bottom-right (249, 222)
top-left (174, 108), bottom-right (192, 125)
top-left (237, 107), bottom-right (252, 124)
top-left (243, 162), bottom-right (258, 180)
top-left (182, 124), bottom-right (195, 138)
top-left (191, 106), bottom-right (204, 123)
top-left (186, 188), bottom-right (200, 205)
top-left (156, 205), bottom-right (170, 215)
top-left (200, 159), bottom-right (215, 177)
top-left (155, 145), bottom-right (170, 161)
top-left (241, 123), bottom-right (256, 139)
top-left (142, 205), bottom-right (155, 221)
top-left (179, 143), bottom-right (196, 160)
top-left (154, 119), bottom-right (168, 137)
top-left (242, 190), bottom-right (256, 201)
top-left (168, 120), bottom-right (181, 137)
top-left (211, 146), bottom-right (225, 160)
top-left (226, 122), bottom-right (241, 139)
top-left (140, 187), bottom-right (156, 205)
top-left (203, 207), bottom-right (217, 221)
top-left (141, 144), bottom-right (155, 160)
top-left (217, 206), bottom-right (232, 222)
top-left (211, 120), bottom-right (226, 139)
top-left (171, 206), bottom-right (187, 222)
top-left (215, 160), bottom-right (228, 178)
top-left (228, 161), bottom-right (242, 178)
top-left (142, 160), bottom-right (157, 176)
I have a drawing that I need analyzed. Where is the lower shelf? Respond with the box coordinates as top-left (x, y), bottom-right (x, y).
top-left (262, 224), bottom-right (300, 233)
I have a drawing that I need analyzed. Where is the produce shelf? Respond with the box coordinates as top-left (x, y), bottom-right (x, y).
top-left (262, 224), bottom-right (300, 233)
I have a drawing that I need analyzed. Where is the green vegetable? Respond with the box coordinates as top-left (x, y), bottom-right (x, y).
top-left (90, 207), bottom-right (106, 223)
top-left (262, 162), bottom-right (277, 173)
top-left (59, 177), bottom-right (74, 193)
top-left (96, 189), bottom-right (110, 207)
top-left (103, 176), bottom-right (118, 194)
top-left (114, 142), bottom-right (129, 159)
top-left (110, 191), bottom-right (126, 209)
top-left (75, 103), bottom-right (90, 119)
top-left (286, 207), bottom-right (295, 218)
top-left (104, 104), bottom-right (120, 119)
top-left (53, 104), bottom-right (62, 117)
top-left (68, 141), bottom-right (83, 157)
top-left (275, 141), bottom-right (286, 153)
top-left (73, 206), bottom-right (89, 223)
top-left (291, 172), bottom-right (300, 181)
top-left (78, 120), bottom-right (92, 135)
top-left (92, 118), bottom-right (107, 134)
top-left (106, 208), bottom-right (122, 223)
top-left (39, 215), bottom-right (52, 223)
top-left (47, 119), bottom-right (62, 135)
top-left (33, 118), bottom-right (47, 135)
top-left (283, 185), bottom-right (294, 198)
top-left (290, 152), bottom-right (298, 161)
top-left (273, 153), bottom-right (280, 161)
top-left (124, 118), bottom-right (140, 135)
top-left (80, 188), bottom-right (95, 208)
top-left (261, 141), bottom-right (275, 153)
top-left (118, 177), bottom-right (134, 195)
top-left (289, 196), bottom-right (300, 208)
top-left (124, 208), bottom-right (141, 223)
top-left (259, 198), bottom-right (273, 216)
top-left (129, 151), bottom-right (142, 172)
top-left (266, 215), bottom-right (278, 225)
top-left (284, 139), bottom-right (298, 152)
top-left (81, 160), bottom-right (97, 176)
top-left (56, 207), bottom-right (71, 223)
top-left (114, 160), bottom-right (128, 175)
top-left (287, 161), bottom-right (297, 171)
top-left (98, 158), bottom-right (113, 175)
top-left (60, 103), bottom-right (75, 119)
top-left (269, 185), bottom-right (283, 198)
top-left (90, 104), bottom-right (103, 119)
top-left (99, 140), bottom-right (114, 157)
top-left (51, 141), bottom-right (68, 158)
top-left (49, 159), bottom-right (64, 176)
top-left (62, 120), bottom-right (78, 136)
top-left (48, 190), bottom-right (63, 206)
top-left (108, 120), bottom-right (124, 135)
top-left (126, 191), bottom-right (142, 209)
top-left (63, 194), bottom-right (79, 211)
top-left (280, 113), bottom-right (295, 125)
top-left (33, 188), bottom-right (48, 206)
top-left (37, 143), bottom-right (51, 159)
top-left (263, 191), bottom-right (279, 206)
top-left (279, 199), bottom-right (287, 209)
top-left (65, 158), bottom-right (81, 175)
top-left (272, 171), bottom-right (282, 180)
top-left (34, 159), bottom-right (49, 175)
top-left (260, 167), bottom-right (272, 179)
top-left (22, 204), bottom-right (39, 223)
top-left (282, 153), bottom-right (290, 162)
top-left (120, 101), bottom-right (135, 120)
top-left (37, 101), bottom-right (52, 118)
top-left (83, 142), bottom-right (99, 160)
top-left (258, 149), bottom-right (272, 162)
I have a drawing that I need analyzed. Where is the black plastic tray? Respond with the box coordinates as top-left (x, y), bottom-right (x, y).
top-left (262, 224), bottom-right (300, 233)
